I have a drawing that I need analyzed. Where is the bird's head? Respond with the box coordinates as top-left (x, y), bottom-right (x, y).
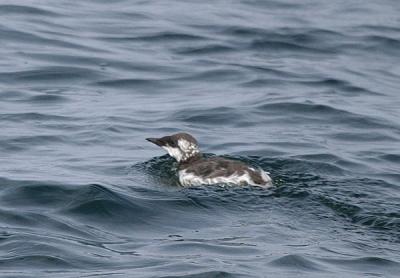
top-left (146, 132), bottom-right (200, 162)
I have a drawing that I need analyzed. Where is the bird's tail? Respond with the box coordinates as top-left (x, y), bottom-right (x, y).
top-left (259, 169), bottom-right (273, 188)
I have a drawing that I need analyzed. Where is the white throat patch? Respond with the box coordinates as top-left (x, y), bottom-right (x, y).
top-left (162, 146), bottom-right (183, 162)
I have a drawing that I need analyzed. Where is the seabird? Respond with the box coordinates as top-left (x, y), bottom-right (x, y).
top-left (146, 132), bottom-right (273, 187)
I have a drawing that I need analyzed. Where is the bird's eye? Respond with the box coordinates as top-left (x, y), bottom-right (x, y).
top-left (169, 141), bottom-right (176, 147)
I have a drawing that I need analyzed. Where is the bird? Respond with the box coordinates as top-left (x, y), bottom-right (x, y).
top-left (146, 132), bottom-right (273, 187)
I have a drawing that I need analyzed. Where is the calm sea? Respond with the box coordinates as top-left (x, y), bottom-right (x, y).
top-left (0, 0), bottom-right (400, 277)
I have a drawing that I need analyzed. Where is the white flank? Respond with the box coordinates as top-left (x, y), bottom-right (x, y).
top-left (178, 169), bottom-right (273, 188)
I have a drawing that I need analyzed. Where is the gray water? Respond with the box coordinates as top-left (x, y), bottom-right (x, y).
top-left (1, 1), bottom-right (400, 277)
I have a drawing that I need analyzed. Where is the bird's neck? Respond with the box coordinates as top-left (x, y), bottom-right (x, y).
top-left (179, 153), bottom-right (202, 165)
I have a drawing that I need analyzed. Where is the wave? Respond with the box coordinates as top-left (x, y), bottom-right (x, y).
top-left (159, 271), bottom-right (246, 278)
top-left (99, 32), bottom-right (207, 43)
top-left (268, 254), bottom-right (325, 272)
top-left (255, 102), bottom-right (397, 130)
top-left (172, 107), bottom-right (250, 126)
top-left (1, 66), bottom-right (104, 84)
top-left (0, 4), bottom-right (60, 17)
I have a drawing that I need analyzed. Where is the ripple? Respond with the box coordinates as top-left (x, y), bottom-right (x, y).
top-left (1, 66), bottom-right (103, 83)
top-left (27, 94), bottom-right (69, 104)
top-left (158, 240), bottom-right (261, 256)
top-left (269, 254), bottom-right (325, 272)
top-left (1, 134), bottom-right (68, 147)
top-left (94, 78), bottom-right (173, 89)
top-left (172, 107), bottom-right (249, 126)
top-left (0, 4), bottom-right (60, 17)
top-left (0, 255), bottom-right (74, 269)
top-left (100, 32), bottom-right (206, 42)
top-left (379, 154), bottom-right (400, 163)
top-left (0, 182), bottom-right (76, 208)
top-left (160, 271), bottom-right (245, 278)
top-left (321, 256), bottom-right (400, 276)
top-left (0, 112), bottom-right (78, 122)
top-left (362, 35), bottom-right (400, 52)
top-left (314, 179), bottom-right (400, 233)
top-left (178, 69), bottom-right (244, 82)
top-left (174, 44), bottom-right (236, 55)
top-left (131, 155), bottom-right (179, 186)
top-left (299, 78), bottom-right (381, 96)
top-left (59, 184), bottom-right (152, 224)
top-left (255, 102), bottom-right (395, 129)
top-left (330, 131), bottom-right (398, 142)
top-left (0, 26), bottom-right (103, 52)
top-left (251, 40), bottom-right (335, 55)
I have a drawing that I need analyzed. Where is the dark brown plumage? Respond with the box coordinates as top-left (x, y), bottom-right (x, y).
top-left (179, 156), bottom-right (266, 185)
top-left (146, 132), bottom-right (272, 187)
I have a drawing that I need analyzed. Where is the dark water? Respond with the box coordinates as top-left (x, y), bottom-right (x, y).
top-left (1, 0), bottom-right (400, 277)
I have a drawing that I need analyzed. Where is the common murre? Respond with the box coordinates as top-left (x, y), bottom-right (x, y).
top-left (146, 133), bottom-right (273, 187)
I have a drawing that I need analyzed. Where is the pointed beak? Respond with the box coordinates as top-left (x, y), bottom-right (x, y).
top-left (146, 137), bottom-right (163, 147)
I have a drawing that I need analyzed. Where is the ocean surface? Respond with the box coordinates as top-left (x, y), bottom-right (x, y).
top-left (1, 0), bottom-right (400, 277)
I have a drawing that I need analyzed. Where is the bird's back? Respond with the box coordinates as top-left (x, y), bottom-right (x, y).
top-left (178, 157), bottom-right (271, 187)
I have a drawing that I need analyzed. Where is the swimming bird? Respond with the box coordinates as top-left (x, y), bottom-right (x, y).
top-left (146, 133), bottom-right (273, 187)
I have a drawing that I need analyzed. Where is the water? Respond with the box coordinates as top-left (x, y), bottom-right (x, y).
top-left (1, 0), bottom-right (400, 277)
